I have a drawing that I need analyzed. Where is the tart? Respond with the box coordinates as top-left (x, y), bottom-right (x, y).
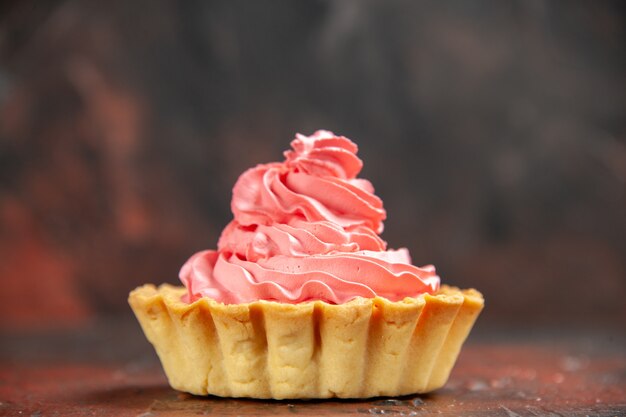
top-left (129, 130), bottom-right (483, 399)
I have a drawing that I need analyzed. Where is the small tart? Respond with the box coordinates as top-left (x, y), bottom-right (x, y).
top-left (129, 284), bottom-right (483, 399)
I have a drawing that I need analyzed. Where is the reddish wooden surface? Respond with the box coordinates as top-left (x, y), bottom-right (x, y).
top-left (1, 325), bottom-right (625, 416)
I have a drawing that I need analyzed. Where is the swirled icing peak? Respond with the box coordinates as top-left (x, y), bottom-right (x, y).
top-left (180, 130), bottom-right (440, 304)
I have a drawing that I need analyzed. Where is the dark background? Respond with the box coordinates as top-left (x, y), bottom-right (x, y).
top-left (0, 0), bottom-right (624, 331)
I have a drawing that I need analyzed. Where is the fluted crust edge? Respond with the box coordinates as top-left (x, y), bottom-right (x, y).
top-left (128, 284), bottom-right (483, 399)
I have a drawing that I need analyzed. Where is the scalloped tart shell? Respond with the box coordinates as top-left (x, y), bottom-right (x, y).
top-left (128, 284), bottom-right (483, 399)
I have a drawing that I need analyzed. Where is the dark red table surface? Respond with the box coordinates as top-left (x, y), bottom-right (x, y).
top-left (1, 319), bottom-right (624, 417)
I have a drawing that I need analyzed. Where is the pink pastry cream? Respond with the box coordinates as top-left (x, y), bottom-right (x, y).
top-left (180, 130), bottom-right (440, 304)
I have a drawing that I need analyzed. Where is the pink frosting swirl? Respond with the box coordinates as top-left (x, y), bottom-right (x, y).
top-left (180, 130), bottom-right (440, 304)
